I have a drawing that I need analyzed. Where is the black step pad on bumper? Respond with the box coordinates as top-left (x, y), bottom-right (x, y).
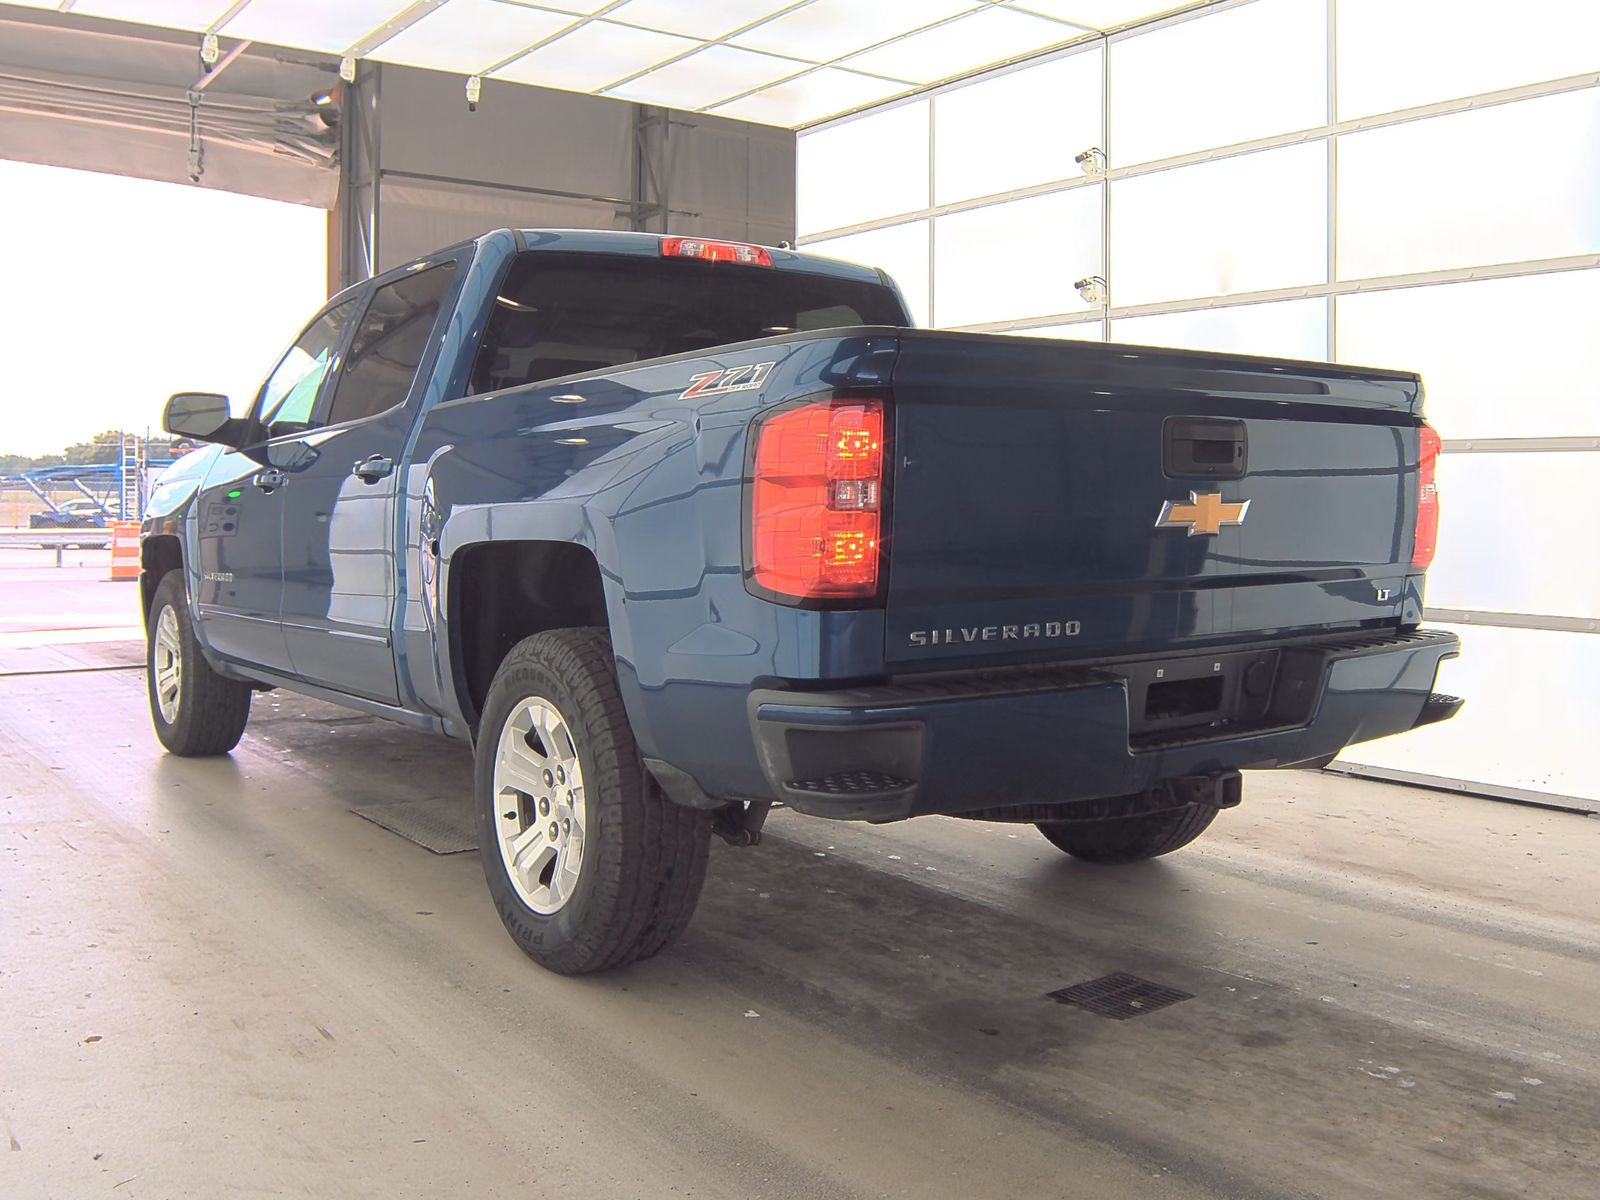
top-left (1413, 692), bottom-right (1464, 728)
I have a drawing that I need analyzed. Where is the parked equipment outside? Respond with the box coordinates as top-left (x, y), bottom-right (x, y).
top-left (141, 229), bottom-right (1460, 974)
top-left (29, 497), bottom-right (109, 529)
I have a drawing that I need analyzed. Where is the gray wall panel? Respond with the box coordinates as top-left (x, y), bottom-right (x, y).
top-left (377, 70), bottom-right (634, 202)
top-left (656, 109), bottom-right (796, 244)
top-left (379, 179), bottom-right (616, 268)
top-left (370, 66), bottom-right (796, 273)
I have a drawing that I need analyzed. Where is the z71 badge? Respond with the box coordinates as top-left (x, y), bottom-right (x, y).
top-left (679, 361), bottom-right (776, 399)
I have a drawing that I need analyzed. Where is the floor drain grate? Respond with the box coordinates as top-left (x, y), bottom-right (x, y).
top-left (1046, 972), bottom-right (1193, 1019)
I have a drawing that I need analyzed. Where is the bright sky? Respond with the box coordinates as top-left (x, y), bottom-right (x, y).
top-left (0, 159), bottom-right (327, 457)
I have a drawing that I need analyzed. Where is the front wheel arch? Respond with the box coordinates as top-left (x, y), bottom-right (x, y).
top-left (140, 534), bottom-right (184, 627)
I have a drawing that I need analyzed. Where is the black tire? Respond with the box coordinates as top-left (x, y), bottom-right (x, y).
top-left (474, 628), bottom-right (712, 975)
top-left (1035, 794), bottom-right (1218, 864)
top-left (146, 570), bottom-right (252, 756)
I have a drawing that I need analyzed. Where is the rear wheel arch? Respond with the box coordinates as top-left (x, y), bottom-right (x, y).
top-left (447, 540), bottom-right (612, 731)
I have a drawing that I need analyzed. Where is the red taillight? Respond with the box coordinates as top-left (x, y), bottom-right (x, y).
top-left (749, 398), bottom-right (887, 602)
top-left (1412, 423), bottom-right (1442, 569)
top-left (660, 236), bottom-right (772, 267)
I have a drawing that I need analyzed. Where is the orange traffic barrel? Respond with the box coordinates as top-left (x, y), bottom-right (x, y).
top-left (109, 521), bottom-right (141, 581)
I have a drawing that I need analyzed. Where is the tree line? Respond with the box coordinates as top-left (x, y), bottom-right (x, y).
top-left (0, 431), bottom-right (181, 474)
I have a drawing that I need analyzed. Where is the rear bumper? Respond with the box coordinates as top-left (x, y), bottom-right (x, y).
top-left (749, 629), bottom-right (1460, 822)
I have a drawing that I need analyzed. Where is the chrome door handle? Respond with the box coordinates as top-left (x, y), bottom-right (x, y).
top-left (251, 468), bottom-right (286, 492)
top-left (351, 454), bottom-right (394, 483)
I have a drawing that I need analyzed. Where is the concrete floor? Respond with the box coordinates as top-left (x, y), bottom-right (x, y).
top-left (2, 561), bottom-right (1597, 1198)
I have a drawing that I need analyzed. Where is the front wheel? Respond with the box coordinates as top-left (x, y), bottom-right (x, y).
top-left (1035, 791), bottom-right (1219, 864)
top-left (146, 570), bottom-right (252, 756)
top-left (475, 628), bottom-right (712, 975)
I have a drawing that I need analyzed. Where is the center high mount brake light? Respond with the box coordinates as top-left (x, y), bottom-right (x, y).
top-left (660, 236), bottom-right (773, 267)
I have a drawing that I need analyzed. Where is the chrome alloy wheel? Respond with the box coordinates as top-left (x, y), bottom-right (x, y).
top-left (153, 605), bottom-right (183, 724)
top-left (492, 696), bottom-right (587, 915)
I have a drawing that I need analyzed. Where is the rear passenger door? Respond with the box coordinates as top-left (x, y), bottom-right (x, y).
top-left (276, 258), bottom-right (460, 704)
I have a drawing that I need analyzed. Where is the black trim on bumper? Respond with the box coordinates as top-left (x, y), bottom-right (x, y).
top-left (749, 629), bottom-right (1461, 822)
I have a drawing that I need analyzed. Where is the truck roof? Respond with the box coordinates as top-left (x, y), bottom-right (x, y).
top-left (326, 228), bottom-right (900, 319)
top-left (495, 227), bottom-right (890, 289)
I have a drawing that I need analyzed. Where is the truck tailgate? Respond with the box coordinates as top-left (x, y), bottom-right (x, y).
top-left (884, 332), bottom-right (1424, 667)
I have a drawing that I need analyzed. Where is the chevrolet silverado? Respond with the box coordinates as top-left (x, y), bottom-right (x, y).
top-left (143, 228), bottom-right (1460, 974)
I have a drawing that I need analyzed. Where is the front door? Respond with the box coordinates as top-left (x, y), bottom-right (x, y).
top-left (192, 297), bottom-right (356, 671)
top-left (191, 445), bottom-right (289, 670)
top-left (278, 260), bottom-right (458, 705)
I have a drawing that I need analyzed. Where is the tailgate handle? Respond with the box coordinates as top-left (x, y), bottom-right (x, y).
top-left (1164, 417), bottom-right (1247, 480)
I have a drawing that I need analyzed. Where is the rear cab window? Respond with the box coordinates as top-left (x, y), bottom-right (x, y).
top-left (469, 252), bottom-right (908, 395)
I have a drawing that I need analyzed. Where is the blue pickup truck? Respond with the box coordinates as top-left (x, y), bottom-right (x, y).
top-left (143, 228), bottom-right (1459, 974)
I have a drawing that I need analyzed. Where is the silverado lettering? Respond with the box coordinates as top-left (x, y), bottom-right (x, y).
top-left (909, 621), bottom-right (1082, 647)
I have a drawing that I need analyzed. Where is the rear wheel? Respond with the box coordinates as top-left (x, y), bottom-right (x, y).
top-left (146, 570), bottom-right (252, 756)
top-left (1035, 790), bottom-right (1219, 864)
top-left (475, 628), bottom-right (712, 975)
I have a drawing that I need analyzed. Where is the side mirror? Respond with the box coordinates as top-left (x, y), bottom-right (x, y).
top-left (163, 392), bottom-right (235, 444)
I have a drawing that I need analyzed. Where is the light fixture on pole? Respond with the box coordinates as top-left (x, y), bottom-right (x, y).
top-left (1074, 147), bottom-right (1106, 177)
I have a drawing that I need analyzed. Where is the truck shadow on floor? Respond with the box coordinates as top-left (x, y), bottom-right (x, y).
top-left (233, 691), bottom-right (1594, 1200)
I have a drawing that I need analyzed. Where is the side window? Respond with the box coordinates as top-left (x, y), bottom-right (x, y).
top-left (257, 299), bottom-right (357, 437)
top-left (324, 263), bottom-right (456, 427)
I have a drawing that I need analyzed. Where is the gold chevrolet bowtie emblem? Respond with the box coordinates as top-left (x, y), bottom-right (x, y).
top-left (1154, 491), bottom-right (1251, 536)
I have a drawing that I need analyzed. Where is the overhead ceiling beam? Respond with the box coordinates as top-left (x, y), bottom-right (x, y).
top-left (23, 0), bottom-right (1230, 130)
top-left (342, 0), bottom-right (451, 60)
top-left (205, 0), bottom-right (253, 35)
top-left (192, 38), bottom-right (252, 92)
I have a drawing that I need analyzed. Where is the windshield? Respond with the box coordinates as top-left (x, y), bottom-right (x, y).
top-left (468, 251), bottom-right (907, 395)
